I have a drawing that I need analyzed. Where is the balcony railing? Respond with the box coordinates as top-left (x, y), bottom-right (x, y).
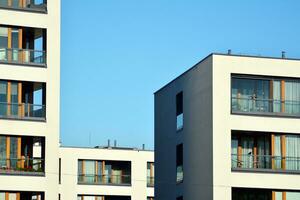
top-left (232, 154), bottom-right (300, 171)
top-left (231, 97), bottom-right (300, 116)
top-left (0, 102), bottom-right (46, 120)
top-left (0, 48), bottom-right (46, 66)
top-left (0, 0), bottom-right (47, 12)
top-left (147, 176), bottom-right (154, 187)
top-left (78, 174), bottom-right (131, 185)
top-left (0, 157), bottom-right (44, 174)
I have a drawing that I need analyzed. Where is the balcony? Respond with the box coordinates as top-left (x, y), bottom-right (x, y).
top-left (147, 162), bottom-right (154, 187)
top-left (78, 195), bottom-right (130, 200)
top-left (0, 48), bottom-right (46, 65)
top-left (0, 135), bottom-right (45, 176)
top-left (0, 80), bottom-right (46, 121)
top-left (0, 0), bottom-right (47, 12)
top-left (231, 75), bottom-right (300, 117)
top-left (0, 192), bottom-right (44, 200)
top-left (78, 160), bottom-right (131, 186)
top-left (78, 174), bottom-right (131, 185)
top-left (232, 131), bottom-right (300, 173)
top-left (0, 26), bottom-right (46, 67)
top-left (232, 188), bottom-right (300, 200)
top-left (232, 154), bottom-right (300, 171)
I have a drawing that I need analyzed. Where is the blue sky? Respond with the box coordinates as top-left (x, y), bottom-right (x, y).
top-left (60, 0), bottom-right (300, 149)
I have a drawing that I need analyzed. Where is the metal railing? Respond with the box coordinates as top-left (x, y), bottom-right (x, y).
top-left (0, 102), bottom-right (46, 120)
top-left (231, 97), bottom-right (300, 115)
top-left (0, 48), bottom-right (46, 65)
top-left (0, 157), bottom-right (44, 173)
top-left (147, 176), bottom-right (154, 187)
top-left (0, 0), bottom-right (47, 12)
top-left (78, 174), bottom-right (131, 185)
top-left (232, 154), bottom-right (300, 171)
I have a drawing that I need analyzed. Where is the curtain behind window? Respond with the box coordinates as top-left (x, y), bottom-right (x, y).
top-left (85, 161), bottom-right (95, 183)
top-left (231, 138), bottom-right (238, 168)
top-left (286, 135), bottom-right (300, 170)
top-left (241, 137), bottom-right (254, 168)
top-left (273, 80), bottom-right (281, 113)
top-left (274, 135), bottom-right (282, 169)
top-left (285, 81), bottom-right (300, 115)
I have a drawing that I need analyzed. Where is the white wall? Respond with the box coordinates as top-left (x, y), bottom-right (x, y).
top-left (0, 1), bottom-right (61, 199)
top-left (59, 146), bottom-right (154, 200)
top-left (212, 55), bottom-right (300, 199)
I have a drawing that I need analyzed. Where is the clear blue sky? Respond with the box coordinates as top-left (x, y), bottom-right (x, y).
top-left (60, 0), bottom-right (300, 149)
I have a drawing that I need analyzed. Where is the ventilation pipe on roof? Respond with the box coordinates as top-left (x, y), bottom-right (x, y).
top-left (282, 51), bottom-right (286, 59)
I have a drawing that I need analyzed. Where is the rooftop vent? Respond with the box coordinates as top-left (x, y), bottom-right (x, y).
top-left (282, 51), bottom-right (286, 59)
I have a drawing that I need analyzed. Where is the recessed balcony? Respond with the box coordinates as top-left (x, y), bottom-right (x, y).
top-left (0, 26), bottom-right (46, 67)
top-left (0, 0), bottom-right (47, 12)
top-left (147, 162), bottom-right (154, 187)
top-left (232, 131), bottom-right (300, 173)
top-left (78, 160), bottom-right (131, 186)
top-left (0, 80), bottom-right (46, 121)
top-left (231, 75), bottom-right (300, 117)
top-left (0, 135), bottom-right (45, 176)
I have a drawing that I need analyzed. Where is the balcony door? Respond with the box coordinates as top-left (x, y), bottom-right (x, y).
top-left (0, 26), bottom-right (22, 63)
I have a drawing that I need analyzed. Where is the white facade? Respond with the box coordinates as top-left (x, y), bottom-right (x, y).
top-left (155, 53), bottom-right (300, 200)
top-left (59, 146), bottom-right (154, 200)
top-left (0, 1), bottom-right (60, 200)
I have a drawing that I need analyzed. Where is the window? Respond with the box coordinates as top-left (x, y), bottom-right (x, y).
top-left (232, 131), bottom-right (300, 171)
top-left (78, 195), bottom-right (130, 200)
top-left (176, 144), bottom-right (183, 183)
top-left (78, 160), bottom-right (131, 185)
top-left (147, 162), bottom-right (154, 187)
top-left (176, 92), bottom-right (183, 130)
top-left (59, 158), bottom-right (61, 184)
top-left (232, 188), bottom-right (300, 200)
top-left (231, 75), bottom-right (300, 116)
top-left (0, 79), bottom-right (46, 120)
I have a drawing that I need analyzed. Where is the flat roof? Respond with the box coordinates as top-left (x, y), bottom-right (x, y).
top-left (60, 145), bottom-right (154, 152)
top-left (154, 53), bottom-right (300, 94)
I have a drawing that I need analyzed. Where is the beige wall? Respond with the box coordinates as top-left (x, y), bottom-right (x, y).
top-left (59, 147), bottom-right (154, 200)
top-left (212, 55), bottom-right (300, 199)
top-left (0, 0), bottom-right (61, 199)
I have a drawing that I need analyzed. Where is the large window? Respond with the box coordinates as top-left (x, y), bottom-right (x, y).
top-left (78, 160), bottom-right (131, 185)
top-left (232, 188), bottom-right (300, 200)
top-left (0, 191), bottom-right (43, 200)
top-left (176, 144), bottom-right (183, 183)
top-left (0, 135), bottom-right (45, 175)
top-left (176, 92), bottom-right (183, 130)
top-left (147, 162), bottom-right (154, 187)
top-left (0, 79), bottom-right (46, 120)
top-left (0, 0), bottom-right (47, 12)
top-left (231, 75), bottom-right (300, 116)
top-left (232, 131), bottom-right (300, 171)
top-left (0, 25), bottom-right (46, 66)
top-left (78, 195), bottom-right (131, 200)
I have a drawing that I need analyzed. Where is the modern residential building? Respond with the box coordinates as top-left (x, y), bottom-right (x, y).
top-left (155, 53), bottom-right (300, 200)
top-left (59, 144), bottom-right (154, 200)
top-left (0, 0), bottom-right (60, 200)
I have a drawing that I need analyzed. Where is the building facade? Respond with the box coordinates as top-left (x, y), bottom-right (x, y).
top-left (59, 146), bottom-right (154, 200)
top-left (0, 1), bottom-right (60, 200)
top-left (155, 53), bottom-right (300, 200)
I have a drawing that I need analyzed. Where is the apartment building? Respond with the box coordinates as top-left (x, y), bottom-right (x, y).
top-left (0, 0), bottom-right (60, 200)
top-left (155, 53), bottom-right (300, 200)
top-left (59, 145), bottom-right (154, 200)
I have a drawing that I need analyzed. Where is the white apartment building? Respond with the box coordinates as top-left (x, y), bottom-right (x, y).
top-left (59, 145), bottom-right (154, 200)
top-left (0, 0), bottom-right (60, 200)
top-left (155, 53), bottom-right (300, 200)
